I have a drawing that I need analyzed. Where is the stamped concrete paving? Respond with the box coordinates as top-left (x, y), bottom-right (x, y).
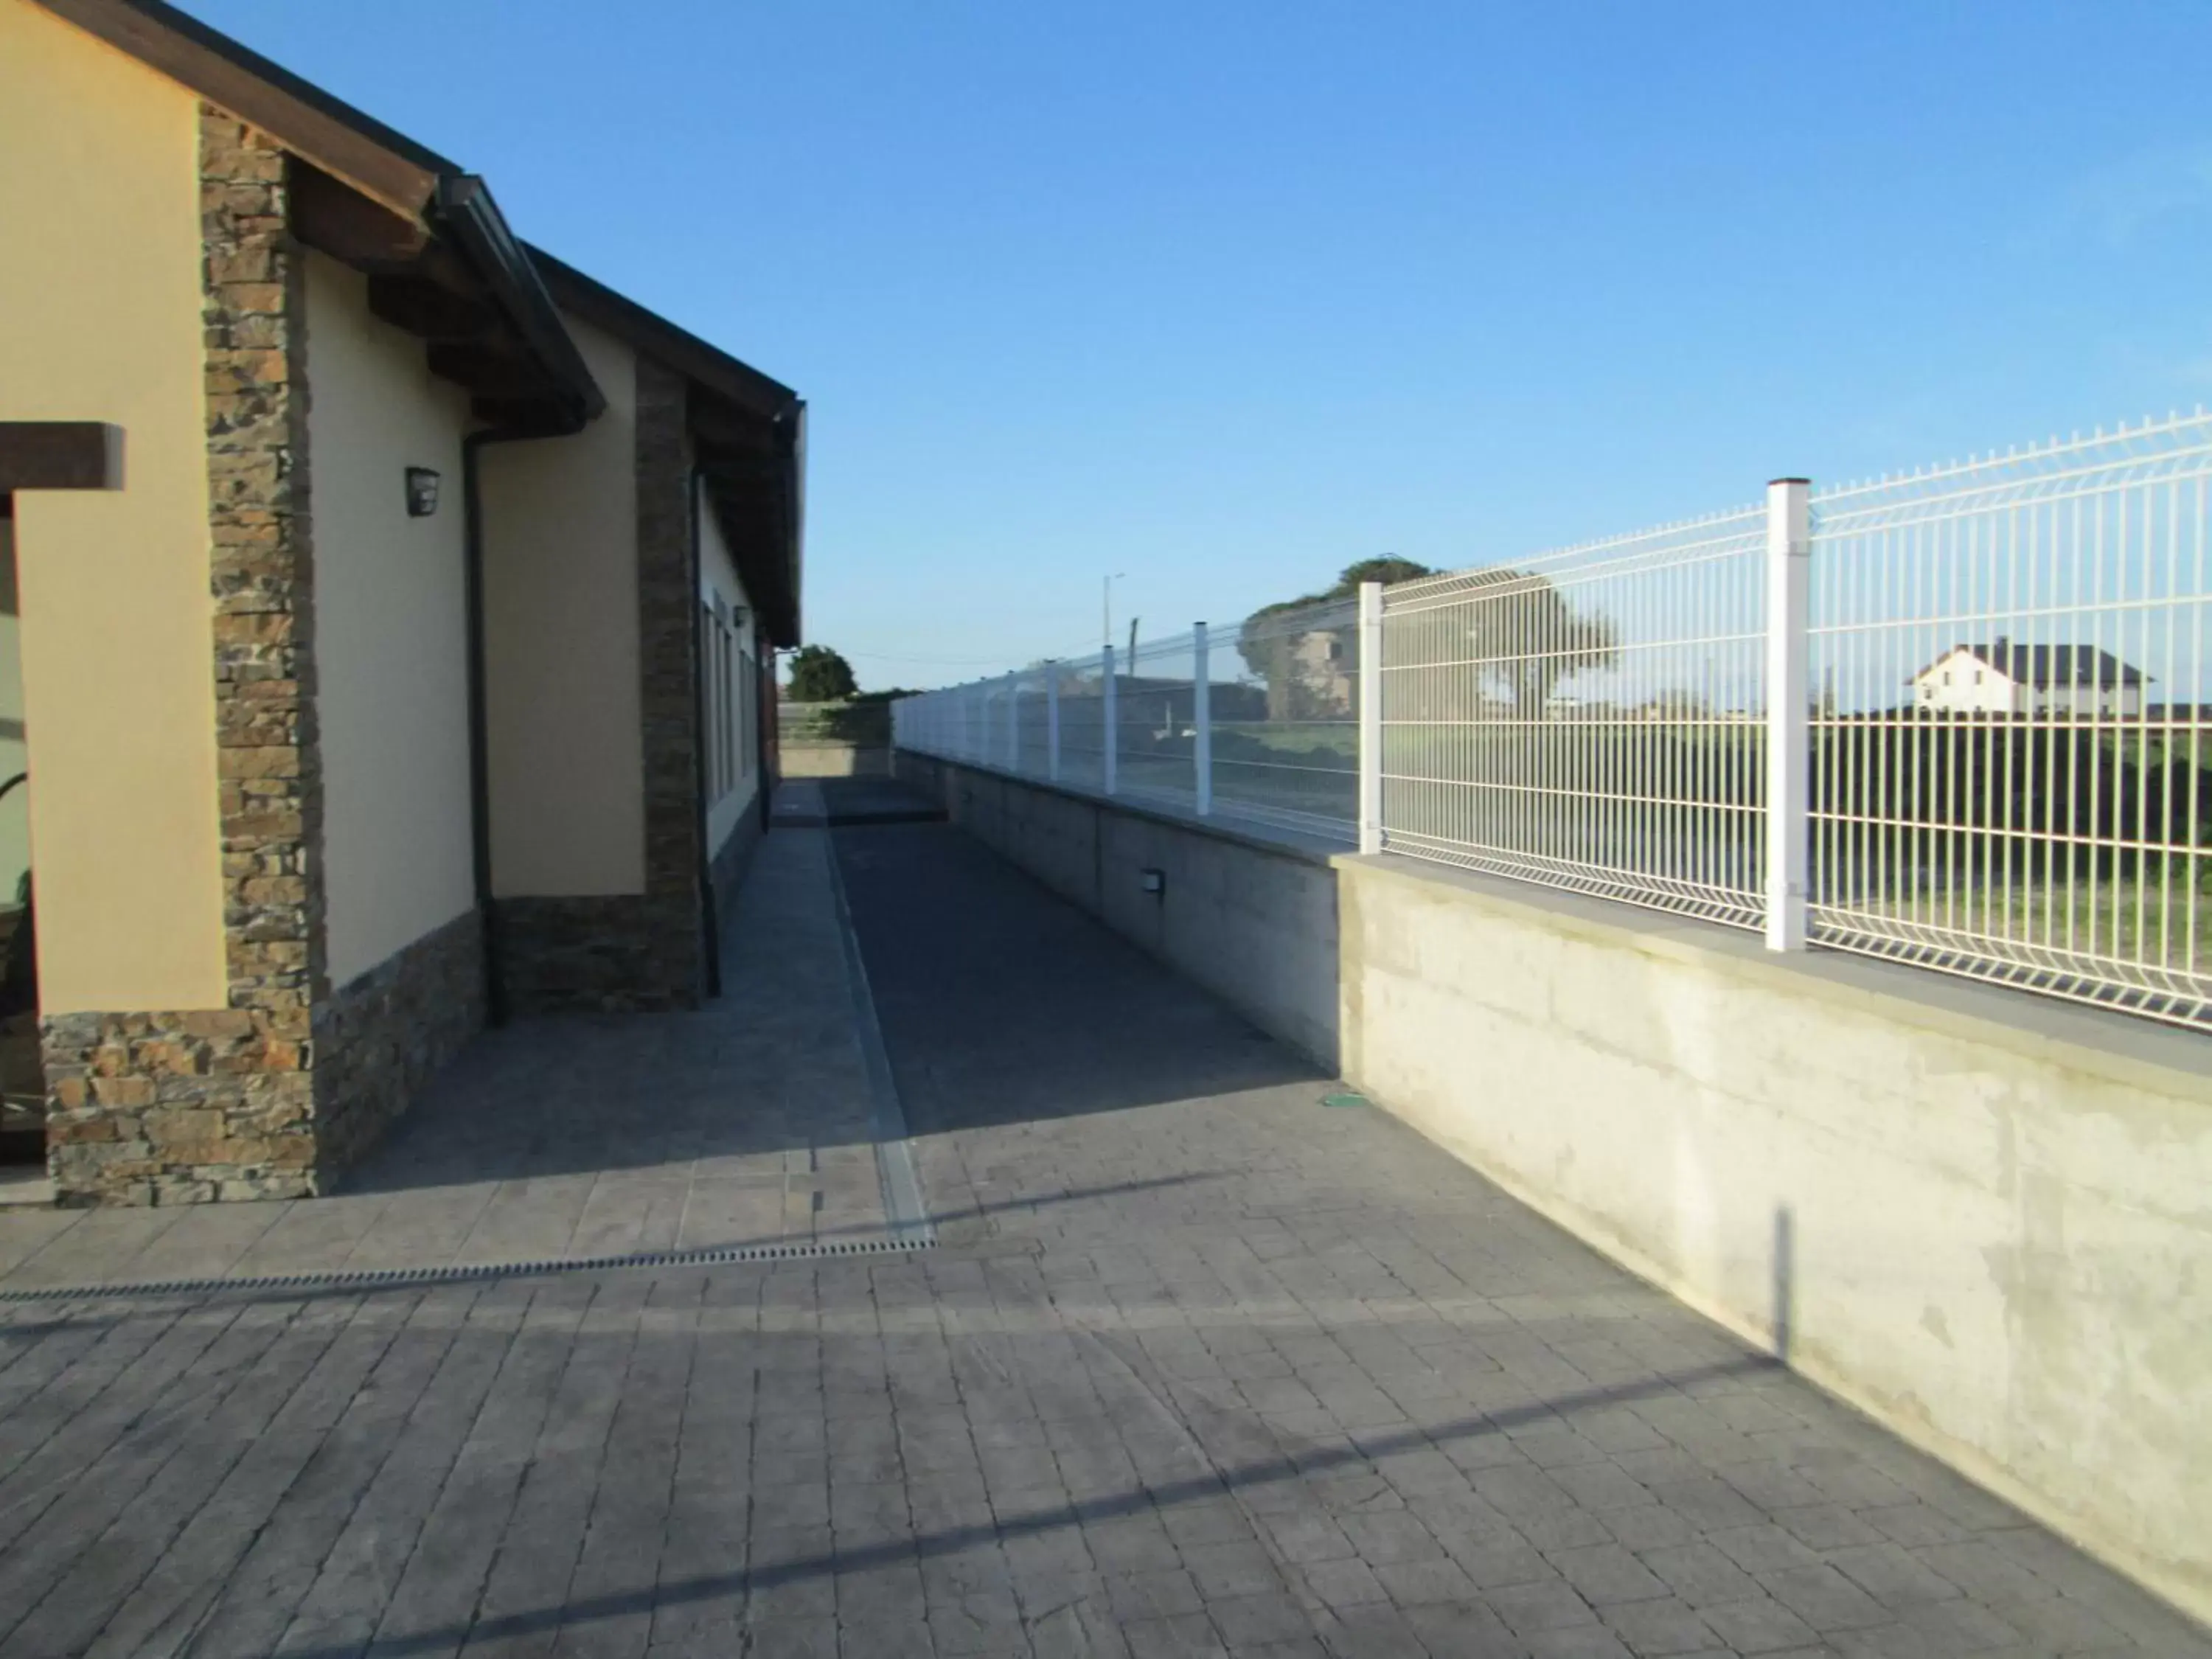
top-left (0, 805), bottom-right (2203, 1656)
top-left (0, 826), bottom-right (894, 1291)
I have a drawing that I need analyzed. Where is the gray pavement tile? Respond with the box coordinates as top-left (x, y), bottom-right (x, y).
top-left (1489, 1578), bottom-right (1603, 1635)
top-left (1598, 1596), bottom-right (1720, 1658)
top-left (1125, 1613), bottom-right (1230, 1658)
top-left (1695, 1595), bottom-right (1820, 1654)
top-left (1208, 1593), bottom-right (1322, 1647)
top-left (1545, 1545), bottom-right (1672, 1607)
top-left (1524, 1628), bottom-right (1638, 1659)
top-left (1374, 1557), bottom-right (1484, 1607)
top-left (1638, 1543), bottom-right (1765, 1609)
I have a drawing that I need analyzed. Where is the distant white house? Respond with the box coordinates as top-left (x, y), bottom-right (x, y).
top-left (1911, 639), bottom-right (2146, 717)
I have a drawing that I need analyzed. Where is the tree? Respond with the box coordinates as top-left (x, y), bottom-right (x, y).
top-left (1456, 567), bottom-right (1618, 714)
top-left (1236, 557), bottom-right (1438, 720)
top-left (785, 644), bottom-right (858, 703)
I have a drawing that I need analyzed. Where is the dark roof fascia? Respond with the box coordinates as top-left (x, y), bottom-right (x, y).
top-left (526, 245), bottom-right (799, 424)
top-left (38, 0), bottom-right (454, 213)
top-left (437, 179), bottom-right (605, 431)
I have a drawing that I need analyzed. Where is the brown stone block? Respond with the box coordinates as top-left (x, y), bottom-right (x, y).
top-left (46, 1113), bottom-right (119, 1144)
top-left (145, 1108), bottom-right (227, 1146)
top-left (208, 349), bottom-right (288, 391)
top-left (181, 1010), bottom-right (257, 1040)
top-left (218, 745), bottom-right (301, 781)
top-left (214, 611), bottom-right (295, 646)
top-left (206, 244), bottom-right (274, 285)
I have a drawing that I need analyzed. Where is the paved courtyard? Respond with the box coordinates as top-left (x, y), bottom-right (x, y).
top-left (0, 827), bottom-right (897, 1291)
top-left (0, 794), bottom-right (2203, 1656)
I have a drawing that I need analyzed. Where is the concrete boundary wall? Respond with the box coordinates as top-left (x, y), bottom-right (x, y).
top-left (897, 745), bottom-right (2212, 1624)
top-left (892, 753), bottom-right (1340, 1068)
top-left (1336, 852), bottom-right (2212, 1627)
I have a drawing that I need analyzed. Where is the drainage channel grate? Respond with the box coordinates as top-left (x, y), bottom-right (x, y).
top-left (0, 1228), bottom-right (937, 1305)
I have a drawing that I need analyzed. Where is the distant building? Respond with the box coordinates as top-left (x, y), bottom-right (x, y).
top-left (1911, 641), bottom-right (2146, 717)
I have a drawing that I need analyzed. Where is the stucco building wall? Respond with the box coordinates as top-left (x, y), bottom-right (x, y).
top-left (0, 1), bottom-right (228, 1014)
top-left (479, 315), bottom-right (646, 900)
top-left (304, 252), bottom-right (478, 988)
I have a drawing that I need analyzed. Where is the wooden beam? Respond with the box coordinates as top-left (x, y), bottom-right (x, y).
top-left (0, 423), bottom-right (123, 493)
top-left (290, 160), bottom-right (431, 271)
top-left (366, 274), bottom-right (501, 343)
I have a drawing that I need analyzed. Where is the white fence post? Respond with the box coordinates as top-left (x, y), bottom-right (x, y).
top-left (1765, 478), bottom-right (1811, 951)
top-left (1047, 667), bottom-right (1061, 782)
top-left (1358, 582), bottom-right (1383, 855)
top-left (1193, 622), bottom-right (1212, 816)
top-left (1102, 646), bottom-right (1119, 796)
top-left (1006, 673), bottom-right (1019, 772)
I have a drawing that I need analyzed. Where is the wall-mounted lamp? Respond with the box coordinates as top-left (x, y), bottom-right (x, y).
top-left (404, 467), bottom-right (442, 518)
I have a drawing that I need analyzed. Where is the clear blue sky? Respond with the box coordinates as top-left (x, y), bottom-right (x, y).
top-left (187, 0), bottom-right (2212, 689)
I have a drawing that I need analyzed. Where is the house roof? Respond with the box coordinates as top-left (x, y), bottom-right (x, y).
top-left (33, 0), bottom-right (808, 641)
top-left (36, 0), bottom-right (602, 432)
top-left (529, 247), bottom-right (805, 647)
top-left (1921, 641), bottom-right (2148, 687)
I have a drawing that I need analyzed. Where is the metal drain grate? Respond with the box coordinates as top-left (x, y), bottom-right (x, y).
top-left (0, 1228), bottom-right (937, 1305)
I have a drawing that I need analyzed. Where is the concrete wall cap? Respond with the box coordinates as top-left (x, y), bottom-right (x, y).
top-left (1334, 850), bottom-right (2212, 1102)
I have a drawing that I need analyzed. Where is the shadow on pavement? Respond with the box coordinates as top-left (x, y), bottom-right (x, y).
top-left (270, 1355), bottom-right (1775, 1659)
top-left (832, 821), bottom-right (1326, 1138)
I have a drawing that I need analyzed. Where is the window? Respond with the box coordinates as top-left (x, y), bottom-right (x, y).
top-left (738, 644), bottom-right (754, 779)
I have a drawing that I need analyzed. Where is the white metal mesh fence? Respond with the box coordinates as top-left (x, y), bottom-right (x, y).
top-left (890, 410), bottom-right (2212, 1032)
top-left (891, 612), bottom-right (1364, 840)
top-left (1377, 511), bottom-right (1770, 927)
top-left (1806, 415), bottom-right (2212, 1026)
top-left (1218, 602), bottom-right (1361, 833)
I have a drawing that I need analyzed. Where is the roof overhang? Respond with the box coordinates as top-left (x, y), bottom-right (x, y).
top-left (36, 0), bottom-right (604, 434)
top-left (531, 248), bottom-right (807, 646)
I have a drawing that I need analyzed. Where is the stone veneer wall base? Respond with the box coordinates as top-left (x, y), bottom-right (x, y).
top-left (494, 895), bottom-right (700, 1015)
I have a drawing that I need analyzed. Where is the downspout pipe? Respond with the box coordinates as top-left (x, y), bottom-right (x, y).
top-left (460, 427), bottom-right (541, 1029)
top-left (689, 467), bottom-right (723, 999)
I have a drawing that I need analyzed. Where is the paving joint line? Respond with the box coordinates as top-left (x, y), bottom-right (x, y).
top-left (821, 827), bottom-right (937, 1249)
top-left (0, 1234), bottom-right (936, 1305)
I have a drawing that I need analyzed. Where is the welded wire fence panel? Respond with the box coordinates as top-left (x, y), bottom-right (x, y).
top-left (891, 618), bottom-right (1360, 840)
top-left (1377, 510), bottom-right (1770, 926)
top-left (1054, 655), bottom-right (1108, 792)
top-left (1116, 631), bottom-right (1200, 811)
top-left (1809, 414), bottom-right (2212, 1029)
top-left (1214, 600), bottom-right (1360, 835)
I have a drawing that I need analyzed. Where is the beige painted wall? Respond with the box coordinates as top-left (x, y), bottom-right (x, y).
top-left (305, 253), bottom-right (477, 987)
top-left (1335, 853), bottom-right (2212, 1624)
top-left (479, 316), bottom-right (646, 897)
top-left (699, 495), bottom-right (759, 858)
top-left (0, 2), bottom-right (227, 1013)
